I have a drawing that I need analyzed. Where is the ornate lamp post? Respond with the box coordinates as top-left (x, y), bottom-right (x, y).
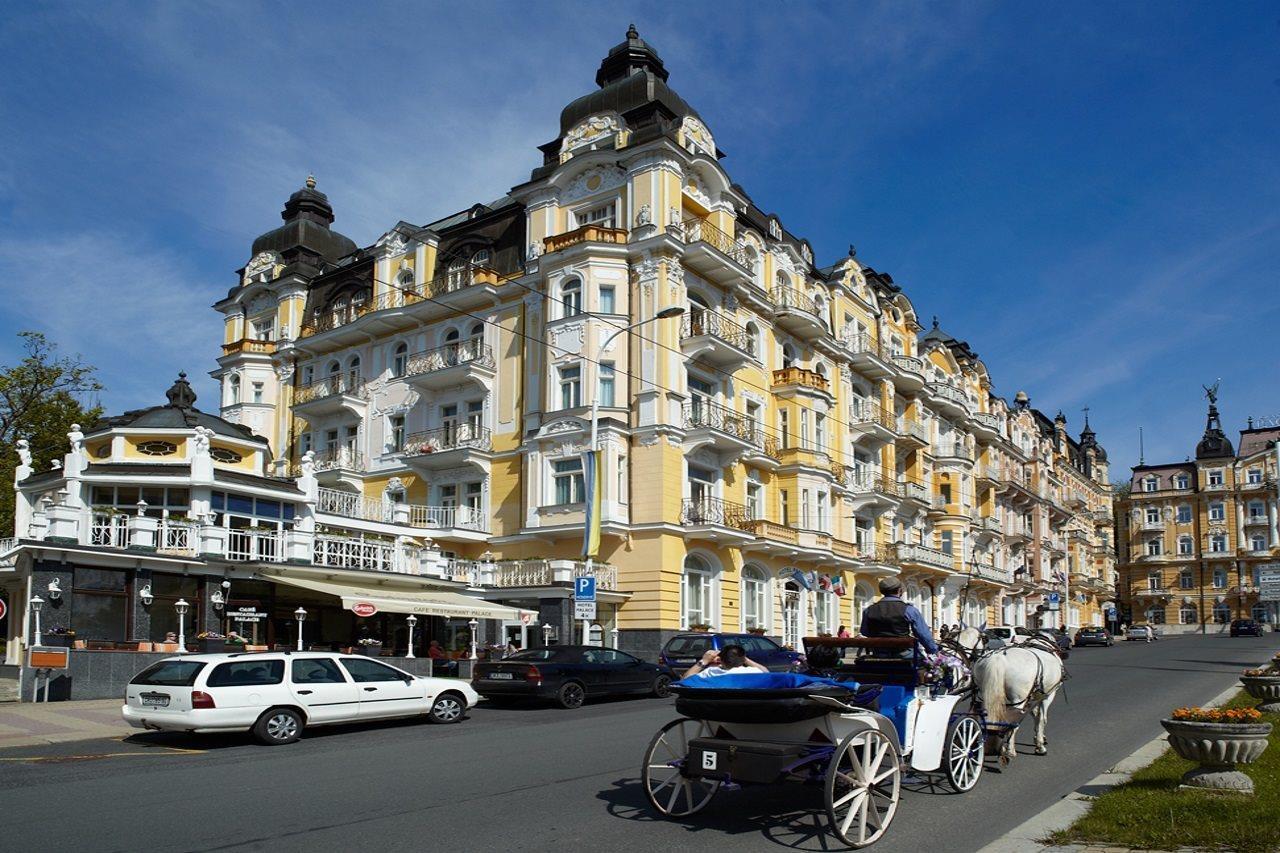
top-left (294, 607), bottom-right (307, 651)
top-left (468, 618), bottom-right (479, 661)
top-left (542, 622), bottom-right (553, 647)
top-left (174, 598), bottom-right (189, 654)
top-left (29, 595), bottom-right (44, 647)
top-left (406, 615), bottom-right (418, 658)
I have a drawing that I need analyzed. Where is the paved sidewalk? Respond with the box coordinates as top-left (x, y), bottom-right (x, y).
top-left (0, 699), bottom-right (131, 749)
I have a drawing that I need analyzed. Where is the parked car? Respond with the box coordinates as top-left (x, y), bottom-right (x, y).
top-left (1125, 623), bottom-right (1158, 641)
top-left (1073, 626), bottom-right (1114, 647)
top-left (472, 646), bottom-right (672, 709)
top-left (659, 632), bottom-right (805, 677)
top-left (122, 652), bottom-right (478, 745)
top-left (982, 626), bottom-right (1034, 649)
top-left (1034, 629), bottom-right (1072, 658)
top-left (1230, 619), bottom-right (1264, 637)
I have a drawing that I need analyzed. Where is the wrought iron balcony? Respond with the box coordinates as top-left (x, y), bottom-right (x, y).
top-left (295, 372), bottom-right (369, 406)
top-left (684, 399), bottom-right (762, 451)
top-left (308, 447), bottom-right (367, 473)
top-left (681, 308), bottom-right (756, 364)
top-left (403, 340), bottom-right (496, 390)
top-left (681, 217), bottom-right (749, 267)
top-left (299, 266), bottom-right (500, 338)
top-left (403, 423), bottom-right (493, 456)
top-left (680, 497), bottom-right (753, 530)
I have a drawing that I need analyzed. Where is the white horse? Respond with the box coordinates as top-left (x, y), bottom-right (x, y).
top-left (972, 644), bottom-right (1064, 764)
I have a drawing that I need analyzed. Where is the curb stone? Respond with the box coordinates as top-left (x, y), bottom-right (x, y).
top-left (975, 646), bottom-right (1278, 853)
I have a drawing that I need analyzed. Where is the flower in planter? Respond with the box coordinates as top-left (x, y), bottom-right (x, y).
top-left (47, 626), bottom-right (76, 636)
top-left (357, 638), bottom-right (384, 647)
top-left (1171, 706), bottom-right (1263, 724)
top-left (1243, 667), bottom-right (1278, 677)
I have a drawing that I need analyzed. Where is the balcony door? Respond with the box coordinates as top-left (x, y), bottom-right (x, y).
top-left (689, 375), bottom-right (715, 422)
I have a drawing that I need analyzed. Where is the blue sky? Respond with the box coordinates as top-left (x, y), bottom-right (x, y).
top-left (1, 1), bottom-right (1277, 476)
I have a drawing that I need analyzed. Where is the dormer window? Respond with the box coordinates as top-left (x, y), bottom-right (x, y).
top-left (1142, 477), bottom-right (1158, 492)
top-left (1174, 474), bottom-right (1189, 489)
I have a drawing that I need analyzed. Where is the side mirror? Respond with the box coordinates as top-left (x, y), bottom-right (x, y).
top-left (403, 676), bottom-right (415, 685)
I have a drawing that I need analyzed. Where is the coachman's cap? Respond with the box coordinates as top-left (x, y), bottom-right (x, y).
top-left (879, 577), bottom-right (902, 595)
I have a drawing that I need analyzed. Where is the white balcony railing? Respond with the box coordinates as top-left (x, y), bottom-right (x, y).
top-left (226, 529), bottom-right (284, 563)
top-left (317, 487), bottom-right (394, 523)
top-left (157, 521), bottom-right (198, 556)
top-left (897, 542), bottom-right (955, 571)
top-left (409, 504), bottom-right (489, 533)
top-left (91, 514), bottom-right (130, 549)
top-left (313, 535), bottom-right (403, 573)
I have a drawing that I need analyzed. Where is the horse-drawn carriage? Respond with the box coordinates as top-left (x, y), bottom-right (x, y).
top-left (641, 636), bottom-right (986, 848)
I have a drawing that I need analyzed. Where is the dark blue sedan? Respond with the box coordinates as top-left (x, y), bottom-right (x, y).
top-left (472, 646), bottom-right (672, 709)
top-left (659, 632), bottom-right (804, 677)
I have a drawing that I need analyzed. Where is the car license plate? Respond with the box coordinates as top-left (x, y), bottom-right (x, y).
top-left (140, 693), bottom-right (170, 708)
top-left (488, 672), bottom-right (514, 680)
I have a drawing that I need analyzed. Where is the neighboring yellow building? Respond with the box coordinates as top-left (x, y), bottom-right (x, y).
top-left (1116, 392), bottom-right (1280, 633)
top-left (211, 28), bottom-right (1116, 655)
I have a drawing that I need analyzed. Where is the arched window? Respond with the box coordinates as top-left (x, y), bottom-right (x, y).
top-left (391, 343), bottom-right (408, 378)
top-left (1147, 570), bottom-right (1162, 590)
top-left (561, 279), bottom-right (582, 318)
top-left (682, 555), bottom-right (716, 630)
top-left (744, 321), bottom-right (761, 358)
top-left (469, 322), bottom-right (484, 340)
top-left (814, 586), bottom-right (837, 636)
top-left (446, 257), bottom-right (466, 291)
top-left (444, 327), bottom-right (460, 343)
top-left (227, 374), bottom-right (240, 405)
top-left (1212, 601), bottom-right (1230, 624)
top-left (1145, 605), bottom-right (1166, 625)
top-left (853, 583), bottom-right (874, 630)
top-left (397, 268), bottom-right (416, 295)
top-left (813, 293), bottom-right (827, 326)
top-left (741, 565), bottom-right (770, 632)
top-left (775, 270), bottom-right (791, 292)
top-left (1179, 603), bottom-right (1198, 624)
top-left (1177, 535), bottom-right (1193, 556)
top-left (782, 579), bottom-right (802, 648)
top-left (346, 355), bottom-right (361, 378)
top-left (781, 342), bottom-right (797, 370)
top-left (814, 361), bottom-right (827, 379)
top-left (327, 360), bottom-right (340, 377)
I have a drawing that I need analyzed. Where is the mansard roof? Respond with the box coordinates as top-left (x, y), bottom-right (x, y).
top-left (249, 176), bottom-right (358, 268)
top-left (89, 374), bottom-right (267, 445)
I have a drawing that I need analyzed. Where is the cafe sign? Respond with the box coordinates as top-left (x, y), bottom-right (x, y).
top-left (231, 606), bottom-right (266, 624)
top-left (351, 601), bottom-right (379, 618)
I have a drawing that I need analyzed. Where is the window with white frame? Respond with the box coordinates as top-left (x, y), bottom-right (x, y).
top-left (1147, 570), bottom-right (1162, 590)
top-left (1247, 468), bottom-right (1263, 484)
top-left (688, 464), bottom-right (716, 507)
top-left (1210, 534), bottom-right (1227, 553)
top-left (1179, 603), bottom-right (1198, 624)
top-left (1212, 567), bottom-right (1228, 587)
top-left (560, 279), bottom-right (582, 318)
top-left (599, 285), bottom-right (616, 315)
top-left (299, 432), bottom-right (312, 456)
top-left (682, 555), bottom-right (715, 629)
top-left (599, 362), bottom-right (615, 407)
top-left (389, 415), bottom-right (405, 452)
top-left (814, 588), bottom-right (837, 636)
top-left (1175, 474), bottom-right (1189, 489)
top-left (746, 479), bottom-right (763, 519)
top-left (559, 364), bottom-right (581, 409)
top-left (1143, 477), bottom-right (1158, 492)
top-left (741, 565), bottom-right (769, 631)
top-left (1146, 538), bottom-right (1162, 556)
top-left (252, 382), bottom-right (264, 404)
top-left (1178, 535), bottom-right (1193, 556)
top-left (228, 374), bottom-right (240, 405)
top-left (800, 488), bottom-right (812, 529)
top-left (1248, 500), bottom-right (1266, 520)
top-left (816, 490), bottom-right (829, 533)
top-left (552, 458), bottom-right (585, 505)
top-left (392, 343), bottom-right (408, 378)
top-left (1179, 568), bottom-right (1194, 588)
top-left (1145, 506), bottom-right (1161, 524)
top-left (1146, 605), bottom-right (1166, 625)
top-left (251, 316), bottom-right (275, 341)
top-left (1209, 501), bottom-right (1225, 521)
top-left (1213, 601), bottom-right (1230, 624)
top-left (1251, 533), bottom-right (1267, 552)
top-left (574, 201), bottom-right (616, 229)
top-left (1176, 504), bottom-right (1192, 523)
top-left (1207, 469), bottom-right (1223, 486)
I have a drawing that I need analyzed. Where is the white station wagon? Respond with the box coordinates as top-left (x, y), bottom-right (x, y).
top-left (123, 652), bottom-right (479, 745)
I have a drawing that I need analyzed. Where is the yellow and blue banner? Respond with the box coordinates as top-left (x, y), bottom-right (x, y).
top-left (582, 449), bottom-right (602, 558)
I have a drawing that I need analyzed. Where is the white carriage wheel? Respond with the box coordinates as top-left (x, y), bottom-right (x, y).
top-left (825, 728), bottom-right (901, 848)
top-left (641, 718), bottom-right (720, 817)
top-left (945, 715), bottom-right (985, 793)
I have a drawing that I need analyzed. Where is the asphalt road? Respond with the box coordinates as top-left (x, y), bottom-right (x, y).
top-left (0, 633), bottom-right (1276, 853)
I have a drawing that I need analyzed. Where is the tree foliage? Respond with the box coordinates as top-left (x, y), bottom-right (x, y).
top-left (0, 332), bottom-right (103, 534)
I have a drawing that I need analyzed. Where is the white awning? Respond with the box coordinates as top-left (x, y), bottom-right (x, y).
top-left (259, 570), bottom-right (537, 621)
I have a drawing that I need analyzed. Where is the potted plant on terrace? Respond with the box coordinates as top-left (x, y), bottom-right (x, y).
top-left (197, 631), bottom-right (226, 653)
top-left (1240, 652), bottom-right (1280, 713)
top-left (1160, 706), bottom-right (1272, 793)
top-left (357, 637), bottom-right (384, 656)
top-left (44, 626), bottom-right (76, 648)
top-left (687, 624), bottom-right (711, 633)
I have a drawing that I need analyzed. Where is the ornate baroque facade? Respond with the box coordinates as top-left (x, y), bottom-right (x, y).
top-left (210, 29), bottom-right (1117, 654)
top-left (1116, 394), bottom-right (1280, 632)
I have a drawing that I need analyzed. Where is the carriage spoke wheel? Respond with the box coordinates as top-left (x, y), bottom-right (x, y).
top-left (825, 728), bottom-right (900, 848)
top-left (944, 716), bottom-right (985, 793)
top-left (642, 718), bottom-right (719, 817)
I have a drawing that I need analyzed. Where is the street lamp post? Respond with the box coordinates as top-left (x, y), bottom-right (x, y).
top-left (542, 622), bottom-right (553, 647)
top-left (294, 607), bottom-right (307, 651)
top-left (582, 305), bottom-right (684, 644)
top-left (174, 598), bottom-right (189, 654)
top-left (29, 595), bottom-right (44, 647)
top-left (468, 618), bottom-right (479, 661)
top-left (406, 615), bottom-right (418, 658)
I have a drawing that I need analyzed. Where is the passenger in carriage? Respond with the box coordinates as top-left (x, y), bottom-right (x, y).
top-left (859, 577), bottom-right (938, 658)
top-left (681, 644), bottom-right (770, 678)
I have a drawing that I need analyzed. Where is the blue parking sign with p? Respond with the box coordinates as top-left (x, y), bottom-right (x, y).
top-left (575, 577), bottom-right (596, 601)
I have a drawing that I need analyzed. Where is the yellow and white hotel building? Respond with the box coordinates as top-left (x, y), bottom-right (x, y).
top-left (208, 28), bottom-right (1117, 655)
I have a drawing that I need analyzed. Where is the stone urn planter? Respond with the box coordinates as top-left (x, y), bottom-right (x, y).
top-left (1240, 675), bottom-right (1280, 713)
top-left (1160, 718), bottom-right (1272, 793)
